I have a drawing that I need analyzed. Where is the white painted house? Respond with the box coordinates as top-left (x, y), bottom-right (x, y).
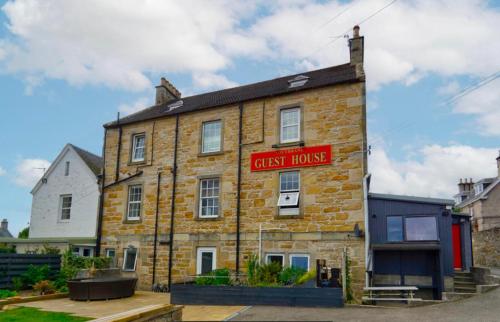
top-left (18, 144), bottom-right (103, 256)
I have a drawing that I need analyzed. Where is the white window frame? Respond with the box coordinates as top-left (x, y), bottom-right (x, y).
top-left (196, 247), bottom-right (217, 275)
top-left (201, 120), bottom-right (222, 153)
top-left (474, 184), bottom-right (483, 195)
top-left (265, 253), bottom-right (285, 267)
top-left (105, 248), bottom-right (116, 258)
top-left (290, 254), bottom-right (310, 271)
top-left (60, 194), bottom-right (72, 221)
top-left (131, 133), bottom-right (146, 162)
top-left (278, 171), bottom-right (300, 216)
top-left (72, 246), bottom-right (93, 257)
top-left (123, 247), bottom-right (138, 271)
top-left (280, 107), bottom-right (301, 143)
top-left (126, 185), bottom-right (142, 220)
top-left (199, 178), bottom-right (220, 218)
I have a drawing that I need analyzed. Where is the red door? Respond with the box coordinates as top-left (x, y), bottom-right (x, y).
top-left (452, 224), bottom-right (462, 269)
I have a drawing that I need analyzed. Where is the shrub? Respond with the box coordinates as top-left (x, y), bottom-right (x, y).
top-left (0, 289), bottom-right (17, 299)
top-left (22, 265), bottom-right (50, 287)
top-left (256, 262), bottom-right (282, 285)
top-left (40, 244), bottom-right (61, 255)
top-left (246, 254), bottom-right (259, 286)
top-left (0, 245), bottom-right (16, 254)
top-left (295, 269), bottom-right (316, 285)
top-left (60, 250), bottom-right (111, 280)
top-left (11, 276), bottom-right (23, 291)
top-left (278, 267), bottom-right (307, 285)
top-left (195, 268), bottom-right (231, 286)
top-left (33, 280), bottom-right (56, 295)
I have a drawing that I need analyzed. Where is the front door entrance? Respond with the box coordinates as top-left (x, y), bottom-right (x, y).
top-left (452, 224), bottom-right (462, 269)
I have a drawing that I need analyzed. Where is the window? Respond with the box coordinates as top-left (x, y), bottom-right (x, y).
top-left (474, 184), bottom-right (483, 195)
top-left (72, 247), bottom-right (93, 257)
top-left (196, 247), bottom-right (216, 275)
top-left (106, 248), bottom-right (115, 258)
top-left (387, 216), bottom-right (403, 242)
top-left (202, 120), bottom-right (222, 153)
top-left (65, 161), bottom-right (70, 176)
top-left (278, 171), bottom-right (300, 216)
top-left (266, 254), bottom-right (284, 268)
top-left (131, 134), bottom-right (146, 162)
top-left (126, 185), bottom-right (142, 220)
top-left (199, 178), bottom-right (220, 218)
top-left (82, 248), bottom-right (91, 257)
top-left (280, 108), bottom-right (300, 143)
top-left (72, 247), bottom-right (80, 256)
top-left (290, 254), bottom-right (310, 271)
top-left (123, 247), bottom-right (138, 271)
top-left (60, 195), bottom-right (72, 220)
top-left (405, 216), bottom-right (438, 241)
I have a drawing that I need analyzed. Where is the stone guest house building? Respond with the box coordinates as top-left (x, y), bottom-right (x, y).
top-left (99, 28), bottom-right (368, 296)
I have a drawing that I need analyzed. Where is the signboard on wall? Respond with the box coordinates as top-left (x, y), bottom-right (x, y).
top-left (250, 145), bottom-right (332, 172)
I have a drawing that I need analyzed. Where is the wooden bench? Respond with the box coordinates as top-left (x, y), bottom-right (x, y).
top-left (363, 286), bottom-right (421, 303)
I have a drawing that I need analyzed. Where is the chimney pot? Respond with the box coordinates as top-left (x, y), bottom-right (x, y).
top-left (353, 25), bottom-right (360, 38)
top-left (496, 150), bottom-right (500, 178)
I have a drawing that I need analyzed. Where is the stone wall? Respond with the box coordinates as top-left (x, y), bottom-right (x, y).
top-left (473, 228), bottom-right (500, 268)
top-left (100, 81), bottom-right (367, 297)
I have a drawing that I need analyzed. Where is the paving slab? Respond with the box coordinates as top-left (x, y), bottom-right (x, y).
top-left (15, 291), bottom-right (245, 321)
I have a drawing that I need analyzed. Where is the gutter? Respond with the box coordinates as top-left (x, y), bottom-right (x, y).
top-left (95, 128), bottom-right (107, 257)
top-left (362, 173), bottom-right (371, 288)
top-left (152, 171), bottom-right (161, 286)
top-left (235, 103), bottom-right (243, 276)
top-left (167, 114), bottom-right (180, 291)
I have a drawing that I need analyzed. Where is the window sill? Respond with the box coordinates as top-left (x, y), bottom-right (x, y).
top-left (272, 141), bottom-right (305, 149)
top-left (196, 216), bottom-right (222, 221)
top-left (128, 160), bottom-right (147, 166)
top-left (198, 151), bottom-right (224, 157)
top-left (123, 218), bottom-right (142, 224)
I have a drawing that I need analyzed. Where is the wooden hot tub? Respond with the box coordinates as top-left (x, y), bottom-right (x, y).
top-left (68, 277), bottom-right (137, 301)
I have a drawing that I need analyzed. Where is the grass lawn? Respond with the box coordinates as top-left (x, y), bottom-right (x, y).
top-left (0, 307), bottom-right (91, 322)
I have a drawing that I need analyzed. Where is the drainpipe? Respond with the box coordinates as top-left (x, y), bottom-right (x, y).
top-left (167, 114), bottom-right (180, 291)
top-left (115, 113), bottom-right (122, 182)
top-left (362, 173), bottom-right (371, 288)
top-left (152, 171), bottom-right (161, 286)
top-left (236, 103), bottom-right (243, 277)
top-left (95, 128), bottom-right (107, 257)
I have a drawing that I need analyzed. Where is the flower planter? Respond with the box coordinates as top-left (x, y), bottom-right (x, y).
top-left (170, 284), bottom-right (343, 307)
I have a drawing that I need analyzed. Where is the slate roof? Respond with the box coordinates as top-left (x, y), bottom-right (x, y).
top-left (105, 63), bottom-right (360, 128)
top-left (70, 144), bottom-right (103, 176)
top-left (0, 222), bottom-right (13, 238)
top-left (457, 177), bottom-right (500, 208)
top-left (368, 193), bottom-right (454, 206)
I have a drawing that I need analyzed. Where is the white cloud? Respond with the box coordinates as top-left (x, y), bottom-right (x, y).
top-left (249, 0), bottom-right (500, 90)
top-left (0, 0), bottom-right (258, 92)
top-left (438, 80), bottom-right (460, 96)
top-left (369, 144), bottom-right (499, 198)
top-left (1, 1), bottom-right (499, 93)
top-left (13, 158), bottom-right (51, 188)
top-left (192, 72), bottom-right (238, 91)
top-left (451, 77), bottom-right (500, 136)
top-left (0, 166), bottom-right (6, 176)
top-left (118, 97), bottom-right (151, 116)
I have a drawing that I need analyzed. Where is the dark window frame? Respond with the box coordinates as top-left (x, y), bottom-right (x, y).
top-left (385, 215), bottom-right (440, 243)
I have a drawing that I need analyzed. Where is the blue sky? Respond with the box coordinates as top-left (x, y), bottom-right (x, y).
top-left (1, 0), bottom-right (499, 236)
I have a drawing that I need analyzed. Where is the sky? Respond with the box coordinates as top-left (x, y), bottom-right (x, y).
top-left (0, 0), bottom-right (499, 236)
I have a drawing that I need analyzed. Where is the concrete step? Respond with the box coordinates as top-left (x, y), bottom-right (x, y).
top-left (454, 286), bottom-right (477, 293)
top-left (454, 275), bottom-right (473, 281)
top-left (454, 271), bottom-right (473, 277)
top-left (454, 281), bottom-right (476, 287)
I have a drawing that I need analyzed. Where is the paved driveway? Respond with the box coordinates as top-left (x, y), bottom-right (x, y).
top-left (16, 291), bottom-right (245, 321)
top-left (231, 286), bottom-right (500, 322)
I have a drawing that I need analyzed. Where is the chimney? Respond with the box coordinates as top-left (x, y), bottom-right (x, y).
top-left (349, 25), bottom-right (364, 79)
top-left (458, 178), bottom-right (465, 193)
top-left (1, 219), bottom-right (7, 231)
top-left (155, 77), bottom-right (181, 105)
top-left (497, 150), bottom-right (500, 178)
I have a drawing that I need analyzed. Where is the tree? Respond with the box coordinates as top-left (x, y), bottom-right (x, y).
top-left (18, 227), bottom-right (29, 239)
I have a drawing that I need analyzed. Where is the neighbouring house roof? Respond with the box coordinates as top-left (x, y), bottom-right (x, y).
top-left (69, 144), bottom-right (103, 176)
top-left (31, 143), bottom-right (103, 194)
top-left (0, 227), bottom-right (13, 238)
top-left (457, 177), bottom-right (500, 208)
top-left (105, 63), bottom-right (360, 128)
top-left (368, 193), bottom-right (454, 206)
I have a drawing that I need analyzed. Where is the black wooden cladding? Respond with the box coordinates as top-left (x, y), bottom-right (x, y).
top-left (171, 284), bottom-right (343, 307)
top-left (0, 254), bottom-right (61, 289)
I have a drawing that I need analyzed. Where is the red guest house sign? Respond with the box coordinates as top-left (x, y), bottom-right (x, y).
top-left (250, 145), bottom-right (332, 172)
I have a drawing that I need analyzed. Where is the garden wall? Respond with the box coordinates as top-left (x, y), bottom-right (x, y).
top-left (0, 254), bottom-right (61, 289)
top-left (171, 284), bottom-right (343, 307)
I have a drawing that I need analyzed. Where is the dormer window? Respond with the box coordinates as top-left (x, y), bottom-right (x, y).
top-left (288, 75), bottom-right (309, 88)
top-left (168, 100), bottom-right (183, 112)
top-left (474, 184), bottom-right (483, 195)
